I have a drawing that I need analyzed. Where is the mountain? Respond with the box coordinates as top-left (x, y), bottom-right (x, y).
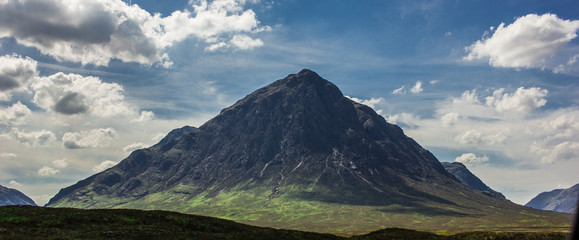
top-left (525, 184), bottom-right (579, 214)
top-left (0, 185), bottom-right (36, 206)
top-left (441, 162), bottom-right (505, 199)
top-left (46, 70), bottom-right (572, 235)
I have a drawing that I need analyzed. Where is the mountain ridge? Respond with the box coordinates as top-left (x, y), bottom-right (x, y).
top-left (441, 162), bottom-right (505, 199)
top-left (526, 183), bottom-right (579, 214)
top-left (0, 184), bottom-right (36, 206)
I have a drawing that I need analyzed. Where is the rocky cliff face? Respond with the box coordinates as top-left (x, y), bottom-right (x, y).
top-left (441, 162), bottom-right (505, 199)
top-left (0, 185), bottom-right (36, 206)
top-left (526, 184), bottom-right (579, 213)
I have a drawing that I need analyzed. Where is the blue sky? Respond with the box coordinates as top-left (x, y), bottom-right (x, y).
top-left (0, 0), bottom-right (578, 205)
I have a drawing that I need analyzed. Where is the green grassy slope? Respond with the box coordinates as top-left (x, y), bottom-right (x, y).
top-left (0, 205), bottom-right (341, 240)
top-left (0, 206), bottom-right (571, 240)
top-left (48, 183), bottom-right (573, 236)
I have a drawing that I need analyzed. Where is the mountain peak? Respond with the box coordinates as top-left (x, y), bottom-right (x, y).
top-left (210, 69), bottom-right (346, 134)
top-left (273, 68), bottom-right (341, 97)
top-left (0, 184), bottom-right (37, 206)
top-left (296, 68), bottom-right (319, 77)
top-left (273, 69), bottom-right (340, 96)
top-left (441, 162), bottom-right (506, 199)
top-left (287, 69), bottom-right (326, 84)
top-left (526, 183), bottom-right (579, 213)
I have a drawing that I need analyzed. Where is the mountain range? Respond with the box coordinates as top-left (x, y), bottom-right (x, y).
top-left (46, 70), bottom-right (572, 235)
top-left (526, 183), bottom-right (579, 214)
top-left (441, 162), bottom-right (505, 199)
top-left (0, 185), bottom-right (36, 206)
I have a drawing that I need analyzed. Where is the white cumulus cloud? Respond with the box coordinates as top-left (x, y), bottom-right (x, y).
top-left (9, 180), bottom-right (22, 186)
top-left (441, 112), bottom-right (459, 127)
top-left (37, 166), bottom-right (60, 176)
top-left (8, 128), bottom-right (56, 147)
top-left (62, 128), bottom-right (117, 149)
top-left (0, 102), bottom-right (31, 126)
top-left (130, 110), bottom-right (155, 123)
top-left (230, 34), bottom-right (264, 50)
top-left (123, 142), bottom-right (147, 153)
top-left (455, 153), bottom-right (489, 165)
top-left (31, 72), bottom-right (131, 117)
top-left (0, 0), bottom-right (267, 66)
top-left (554, 54), bottom-right (579, 74)
top-left (410, 81), bottom-right (423, 94)
top-left (444, 87), bottom-right (547, 119)
top-left (346, 96), bottom-right (385, 115)
top-left (0, 54), bottom-right (37, 100)
top-left (536, 110), bottom-right (579, 140)
top-left (392, 81), bottom-right (423, 95)
top-left (346, 96), bottom-right (385, 109)
top-left (392, 86), bottom-right (405, 95)
top-left (386, 112), bottom-right (421, 127)
top-left (464, 13), bottom-right (579, 69)
top-left (457, 90), bottom-right (481, 104)
top-left (533, 141), bottom-right (579, 164)
top-left (485, 87), bottom-right (548, 114)
top-left (93, 160), bottom-right (118, 173)
top-left (455, 129), bottom-right (509, 145)
top-left (52, 158), bottom-right (69, 169)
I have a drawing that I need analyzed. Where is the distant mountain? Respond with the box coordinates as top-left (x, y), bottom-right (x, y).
top-left (0, 185), bottom-right (36, 206)
top-left (441, 162), bottom-right (505, 199)
top-left (525, 184), bottom-right (579, 214)
top-left (46, 70), bottom-right (571, 234)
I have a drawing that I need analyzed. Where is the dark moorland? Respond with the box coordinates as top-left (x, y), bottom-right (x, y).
top-left (0, 206), bottom-right (572, 240)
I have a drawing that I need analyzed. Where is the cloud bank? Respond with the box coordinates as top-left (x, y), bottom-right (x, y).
top-left (32, 72), bottom-right (131, 117)
top-left (93, 160), bottom-right (118, 173)
top-left (38, 166), bottom-right (59, 176)
top-left (0, 102), bottom-right (31, 126)
top-left (396, 86), bottom-right (579, 168)
top-left (465, 13), bottom-right (579, 70)
top-left (455, 153), bottom-right (489, 165)
top-left (0, 55), bottom-right (37, 100)
top-left (62, 128), bottom-right (117, 149)
top-left (6, 128), bottom-right (56, 147)
top-left (0, 0), bottom-right (267, 66)
top-left (392, 81), bottom-right (424, 95)
top-left (486, 87), bottom-right (547, 114)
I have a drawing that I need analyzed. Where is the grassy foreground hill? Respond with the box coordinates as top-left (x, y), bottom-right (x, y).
top-left (47, 181), bottom-right (574, 235)
top-left (0, 206), bottom-right (572, 240)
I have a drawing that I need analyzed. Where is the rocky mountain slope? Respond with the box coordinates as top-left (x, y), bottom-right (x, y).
top-left (46, 70), bottom-right (572, 235)
top-left (526, 183), bottom-right (579, 214)
top-left (0, 185), bottom-right (36, 206)
top-left (441, 162), bottom-right (505, 199)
